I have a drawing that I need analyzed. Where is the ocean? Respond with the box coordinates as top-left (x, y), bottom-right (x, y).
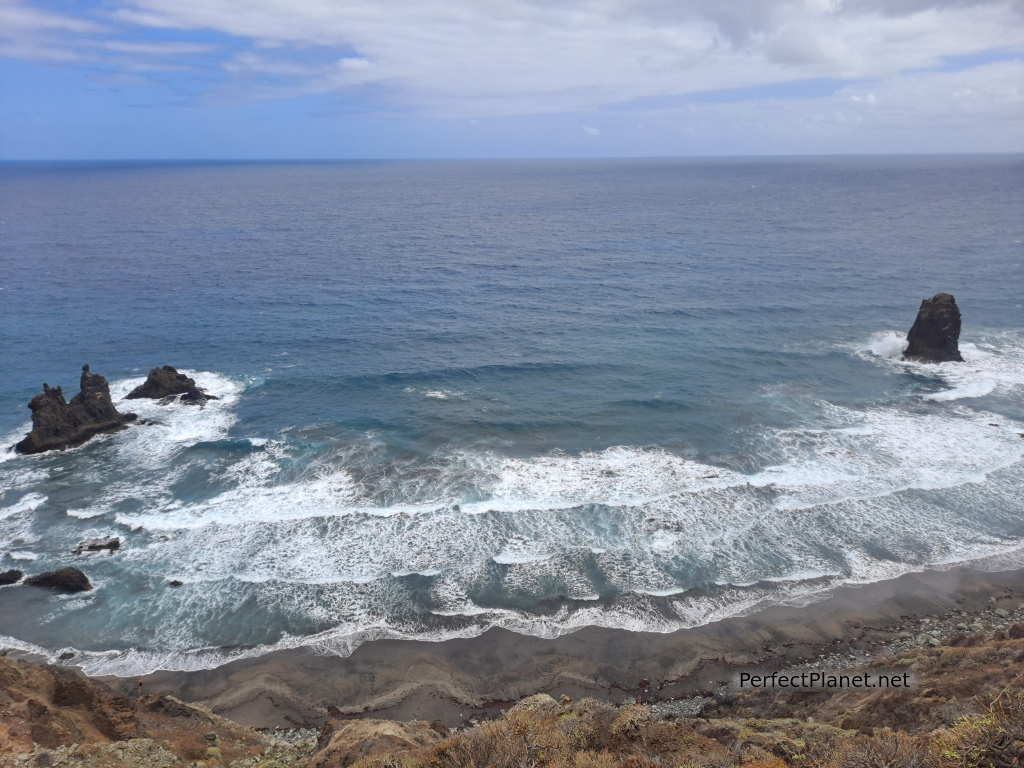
top-left (1, 156), bottom-right (1022, 675)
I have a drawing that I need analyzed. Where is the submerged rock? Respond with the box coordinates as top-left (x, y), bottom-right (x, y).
top-left (124, 366), bottom-right (218, 406)
top-left (14, 366), bottom-right (137, 455)
top-left (72, 537), bottom-right (120, 555)
top-left (24, 567), bottom-right (92, 592)
top-left (903, 293), bottom-right (964, 363)
top-left (0, 569), bottom-right (23, 585)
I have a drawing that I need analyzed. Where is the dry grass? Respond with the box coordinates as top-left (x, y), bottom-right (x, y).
top-left (931, 686), bottom-right (1024, 768)
top-left (341, 638), bottom-right (1024, 768)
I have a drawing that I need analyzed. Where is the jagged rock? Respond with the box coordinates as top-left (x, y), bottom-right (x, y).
top-left (14, 366), bottom-right (137, 455)
top-left (0, 569), bottom-right (23, 585)
top-left (124, 366), bottom-right (218, 407)
top-left (24, 567), bottom-right (92, 592)
top-left (72, 537), bottom-right (120, 556)
top-left (903, 293), bottom-right (964, 363)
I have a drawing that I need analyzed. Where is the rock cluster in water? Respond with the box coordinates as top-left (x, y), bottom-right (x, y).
top-left (903, 293), bottom-right (964, 363)
top-left (125, 365), bottom-right (219, 406)
top-left (14, 365), bottom-right (137, 455)
top-left (73, 537), bottom-right (120, 555)
top-left (24, 566), bottom-right (93, 592)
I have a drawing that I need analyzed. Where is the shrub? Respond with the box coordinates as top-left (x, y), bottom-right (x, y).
top-left (932, 687), bottom-right (1024, 768)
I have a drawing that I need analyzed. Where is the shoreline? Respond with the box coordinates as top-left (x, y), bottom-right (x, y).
top-left (79, 562), bottom-right (1024, 729)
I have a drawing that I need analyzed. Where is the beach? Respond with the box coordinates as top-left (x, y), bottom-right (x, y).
top-left (104, 562), bottom-right (1024, 729)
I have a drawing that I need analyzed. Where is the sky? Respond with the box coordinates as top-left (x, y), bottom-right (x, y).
top-left (0, 0), bottom-right (1022, 159)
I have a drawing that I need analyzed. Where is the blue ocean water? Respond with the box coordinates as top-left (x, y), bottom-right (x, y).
top-left (0, 157), bottom-right (1022, 674)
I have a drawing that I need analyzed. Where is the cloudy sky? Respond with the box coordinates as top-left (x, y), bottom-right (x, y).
top-left (1, 0), bottom-right (1022, 158)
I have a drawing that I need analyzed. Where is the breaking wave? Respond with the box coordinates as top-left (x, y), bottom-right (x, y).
top-left (2, 336), bottom-right (1024, 675)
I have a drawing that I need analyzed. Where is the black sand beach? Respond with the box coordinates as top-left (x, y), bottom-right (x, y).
top-left (99, 563), bottom-right (1024, 729)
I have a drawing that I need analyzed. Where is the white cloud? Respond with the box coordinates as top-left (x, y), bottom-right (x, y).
top-left (100, 40), bottom-right (217, 55)
top-left (583, 125), bottom-right (600, 136)
top-left (89, 0), bottom-right (1024, 116)
top-left (614, 60), bottom-right (1024, 154)
top-left (0, 0), bottom-right (1022, 151)
top-left (0, 1), bottom-right (105, 35)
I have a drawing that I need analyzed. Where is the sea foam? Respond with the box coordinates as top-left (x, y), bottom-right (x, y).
top-left (2, 338), bottom-right (1023, 676)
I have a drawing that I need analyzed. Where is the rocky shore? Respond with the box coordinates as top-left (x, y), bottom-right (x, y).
top-left (3, 568), bottom-right (1024, 768)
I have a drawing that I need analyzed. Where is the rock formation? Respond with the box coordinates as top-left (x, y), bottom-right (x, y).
top-left (14, 366), bottom-right (137, 455)
top-left (124, 366), bottom-right (219, 406)
top-left (903, 293), bottom-right (964, 363)
top-left (72, 537), bottom-right (120, 555)
top-left (0, 654), bottom-right (282, 760)
top-left (24, 567), bottom-right (92, 592)
top-left (0, 569), bottom-right (23, 585)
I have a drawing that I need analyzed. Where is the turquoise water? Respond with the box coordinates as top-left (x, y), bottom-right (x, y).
top-left (0, 156), bottom-right (1022, 674)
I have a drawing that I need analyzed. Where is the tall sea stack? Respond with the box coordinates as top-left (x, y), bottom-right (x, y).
top-left (903, 293), bottom-right (964, 363)
top-left (14, 365), bottom-right (137, 454)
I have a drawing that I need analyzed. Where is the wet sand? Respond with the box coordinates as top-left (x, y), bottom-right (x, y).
top-left (94, 563), bottom-right (1024, 729)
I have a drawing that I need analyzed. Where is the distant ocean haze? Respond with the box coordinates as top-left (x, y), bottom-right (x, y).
top-left (0, 156), bottom-right (1022, 675)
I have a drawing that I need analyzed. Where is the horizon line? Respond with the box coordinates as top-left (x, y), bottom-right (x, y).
top-left (2, 151), bottom-right (1023, 164)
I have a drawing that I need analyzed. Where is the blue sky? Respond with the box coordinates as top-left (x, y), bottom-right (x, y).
top-left (1, 0), bottom-right (1022, 159)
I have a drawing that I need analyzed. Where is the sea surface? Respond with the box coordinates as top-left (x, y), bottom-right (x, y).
top-left (1, 157), bottom-right (1022, 675)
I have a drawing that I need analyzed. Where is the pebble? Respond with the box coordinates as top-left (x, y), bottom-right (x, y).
top-left (650, 696), bottom-right (710, 718)
top-left (995, 609), bottom-right (1009, 618)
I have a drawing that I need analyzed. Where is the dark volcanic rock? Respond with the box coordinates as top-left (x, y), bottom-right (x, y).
top-left (903, 293), bottom-right (965, 363)
top-left (72, 537), bottom-right (120, 556)
top-left (24, 567), bottom-right (92, 592)
top-left (0, 569), bottom-right (23, 585)
top-left (124, 366), bottom-right (218, 406)
top-left (14, 366), bottom-right (137, 455)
